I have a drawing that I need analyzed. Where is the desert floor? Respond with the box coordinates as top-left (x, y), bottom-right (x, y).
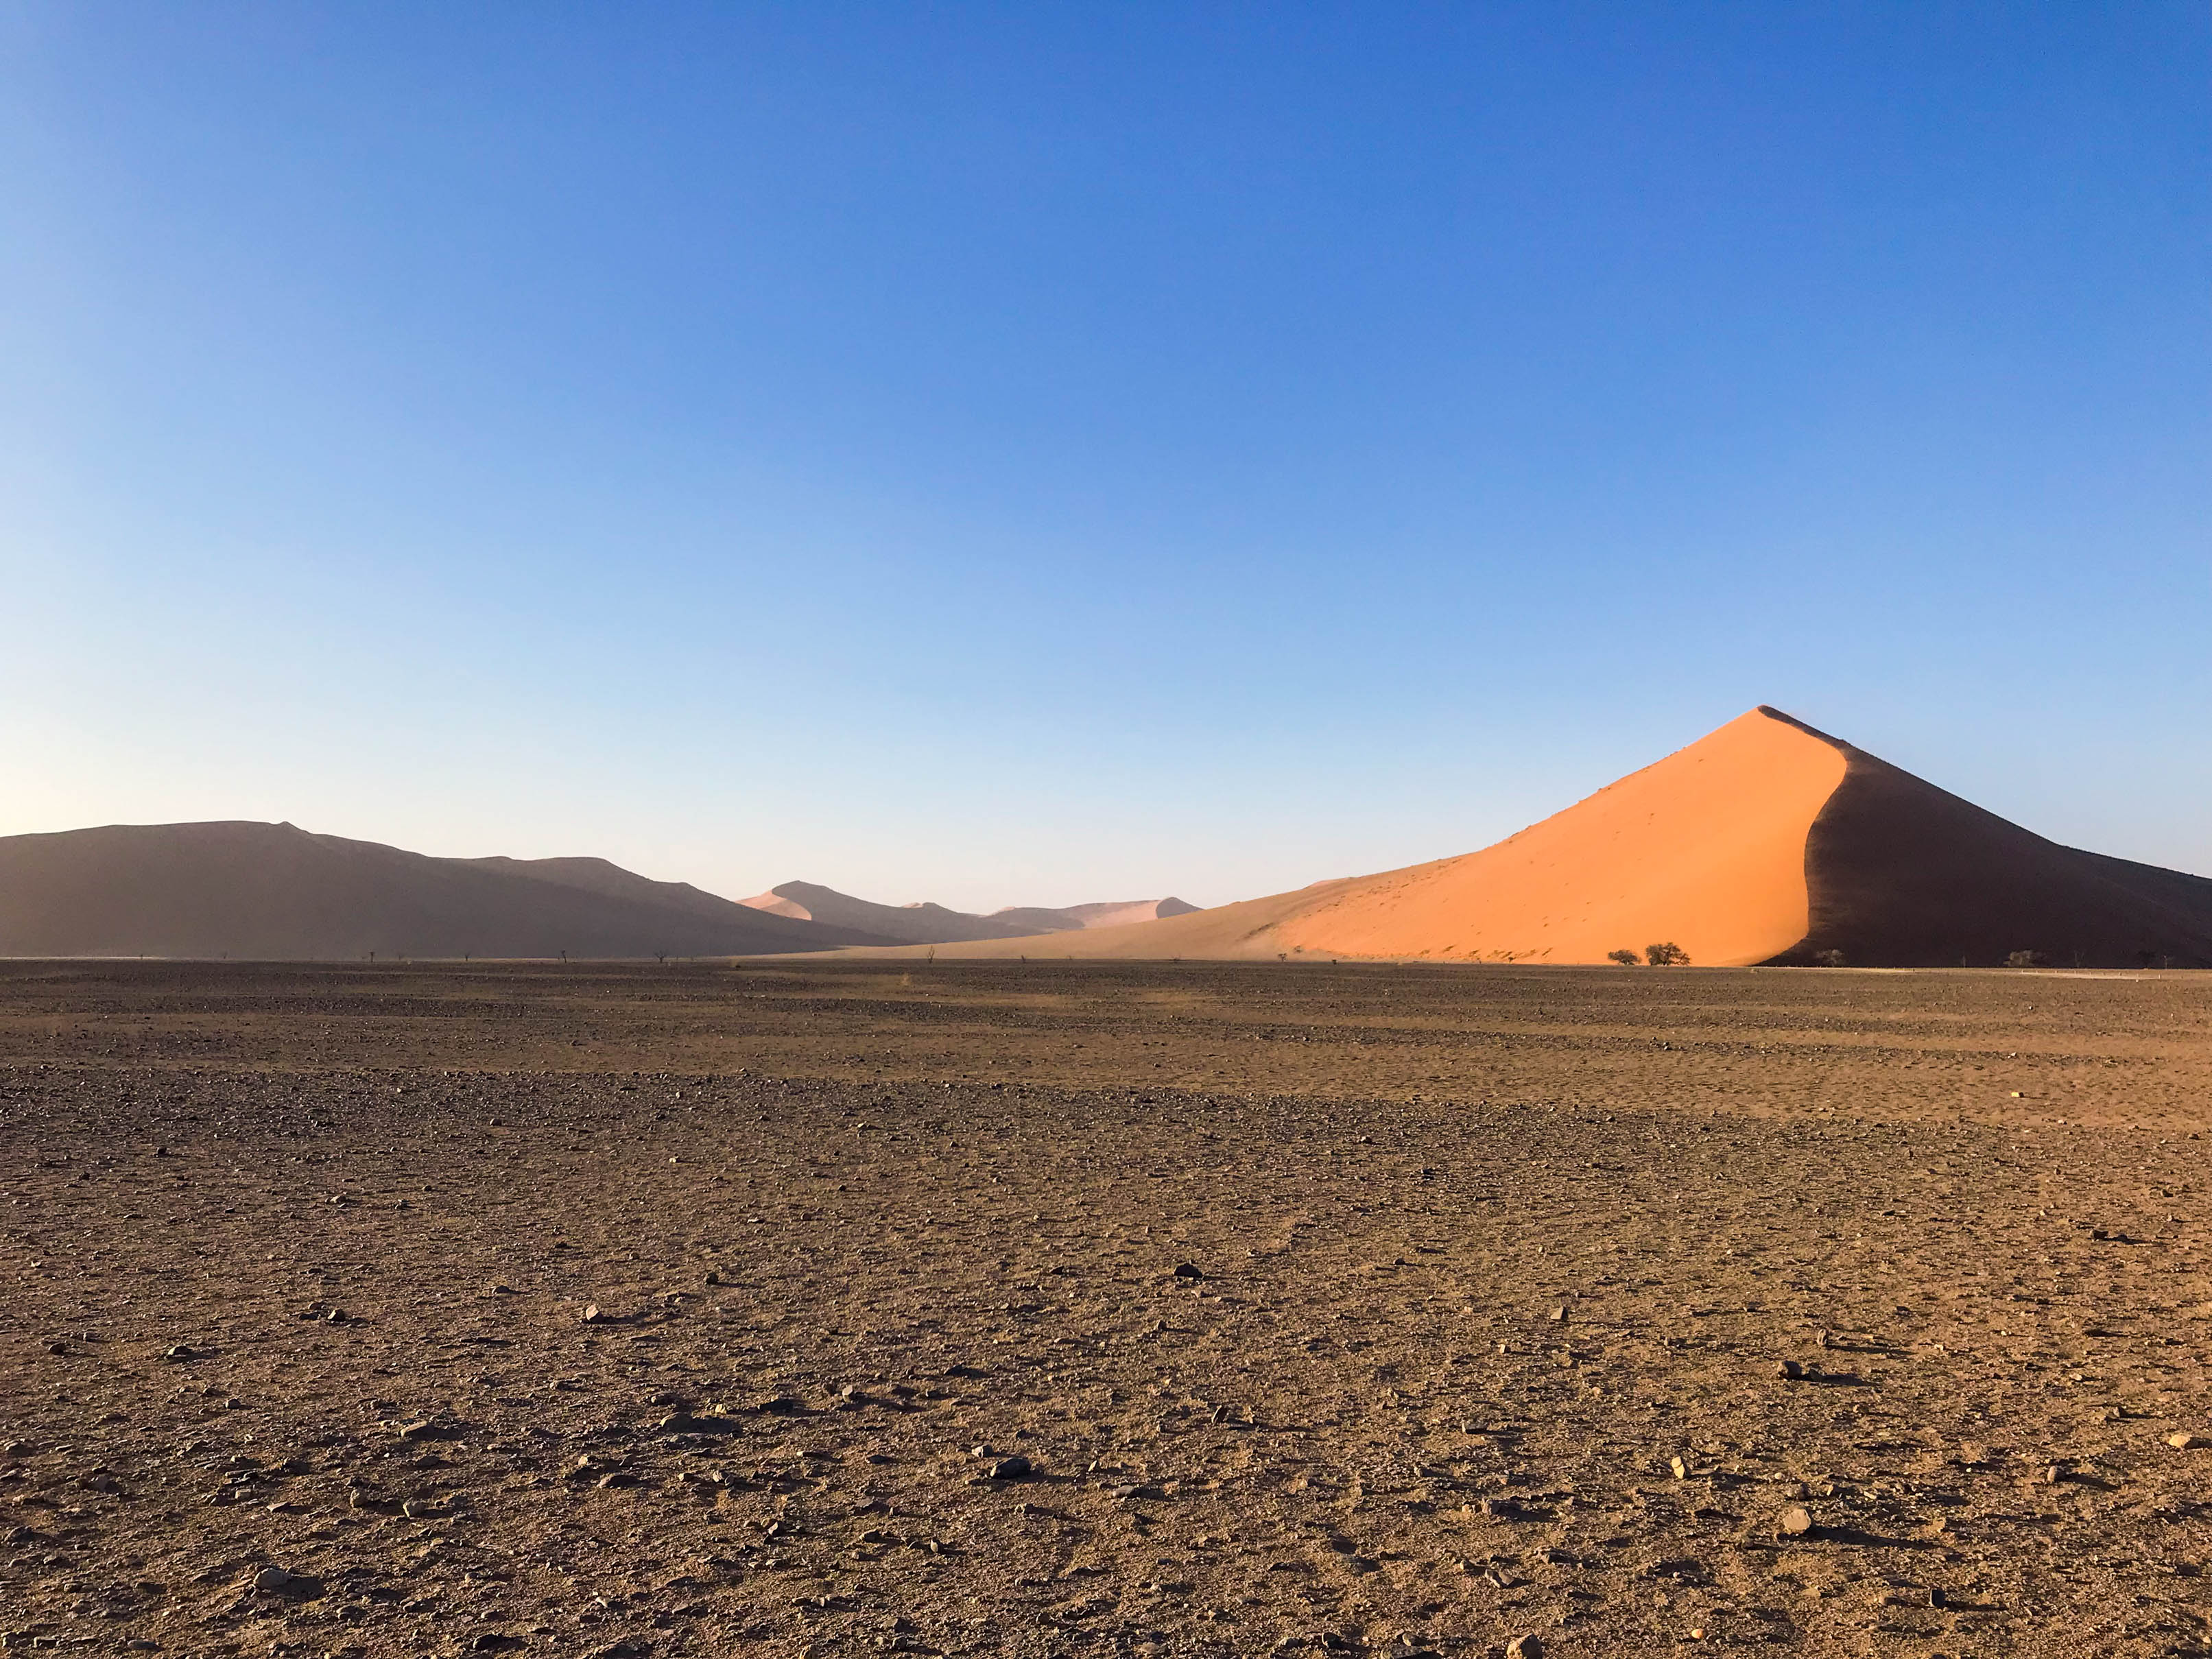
top-left (5, 958), bottom-right (2212, 1659)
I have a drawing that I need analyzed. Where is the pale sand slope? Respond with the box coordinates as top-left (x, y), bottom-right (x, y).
top-left (835, 708), bottom-right (1847, 966)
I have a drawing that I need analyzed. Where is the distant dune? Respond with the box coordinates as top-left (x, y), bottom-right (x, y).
top-left (838, 708), bottom-right (2212, 969)
top-left (741, 881), bottom-right (1198, 945)
top-left (1061, 897), bottom-right (1201, 928)
top-left (0, 822), bottom-right (892, 959)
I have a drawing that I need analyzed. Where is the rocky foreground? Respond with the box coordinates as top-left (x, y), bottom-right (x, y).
top-left (4, 959), bottom-right (2212, 1657)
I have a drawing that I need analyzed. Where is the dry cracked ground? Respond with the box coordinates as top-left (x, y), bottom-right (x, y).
top-left (5, 958), bottom-right (2212, 1659)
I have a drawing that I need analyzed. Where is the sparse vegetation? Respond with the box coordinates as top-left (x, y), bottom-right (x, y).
top-left (2006, 949), bottom-right (2049, 968)
top-left (1814, 948), bottom-right (1848, 968)
top-left (1607, 948), bottom-right (1641, 966)
top-left (1645, 941), bottom-right (1690, 966)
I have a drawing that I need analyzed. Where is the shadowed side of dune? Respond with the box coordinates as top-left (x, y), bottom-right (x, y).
top-left (1767, 737), bottom-right (2212, 969)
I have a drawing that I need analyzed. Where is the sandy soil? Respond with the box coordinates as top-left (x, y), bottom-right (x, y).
top-left (5, 959), bottom-right (2212, 1658)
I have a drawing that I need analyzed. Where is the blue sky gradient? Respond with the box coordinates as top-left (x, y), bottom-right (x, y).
top-left (5, 3), bottom-right (2207, 909)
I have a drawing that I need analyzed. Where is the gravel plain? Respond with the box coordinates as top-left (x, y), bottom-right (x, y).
top-left (5, 958), bottom-right (2212, 1658)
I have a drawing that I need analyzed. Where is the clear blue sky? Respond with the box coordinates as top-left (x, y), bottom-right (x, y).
top-left (5, 3), bottom-right (2207, 909)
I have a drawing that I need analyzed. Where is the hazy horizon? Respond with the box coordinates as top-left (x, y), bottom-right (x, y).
top-left (6, 5), bottom-right (2207, 913)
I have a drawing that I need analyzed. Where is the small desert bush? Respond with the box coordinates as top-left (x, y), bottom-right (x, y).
top-left (1606, 948), bottom-right (1640, 966)
top-left (1813, 948), bottom-right (1847, 968)
top-left (2005, 949), bottom-right (2049, 968)
top-left (1645, 942), bottom-right (1690, 966)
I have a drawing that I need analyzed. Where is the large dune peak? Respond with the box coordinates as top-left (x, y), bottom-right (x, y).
top-left (853, 707), bottom-right (2212, 968)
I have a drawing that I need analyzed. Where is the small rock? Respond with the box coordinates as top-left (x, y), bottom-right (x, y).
top-left (596, 1470), bottom-right (639, 1489)
top-left (396, 1420), bottom-right (435, 1441)
top-left (1668, 1455), bottom-right (1689, 1480)
top-left (1506, 1637), bottom-right (1543, 1659)
top-left (703, 1270), bottom-right (722, 1285)
top-left (254, 1566), bottom-right (294, 1592)
top-left (1547, 1306), bottom-right (1566, 1324)
top-left (1777, 1505), bottom-right (1815, 1538)
top-left (163, 1344), bottom-right (197, 1362)
top-left (1172, 1263), bottom-right (1205, 1280)
top-left (2167, 1431), bottom-right (2207, 1451)
top-left (987, 1455), bottom-right (1034, 1480)
top-left (580, 1304), bottom-right (606, 1324)
top-left (2043, 1463), bottom-right (2066, 1485)
top-left (1775, 1360), bottom-right (1805, 1381)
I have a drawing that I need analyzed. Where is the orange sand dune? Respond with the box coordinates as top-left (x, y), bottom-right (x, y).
top-left (845, 708), bottom-right (1842, 966)
top-left (1269, 708), bottom-right (1842, 964)
top-left (836, 706), bottom-right (2212, 968)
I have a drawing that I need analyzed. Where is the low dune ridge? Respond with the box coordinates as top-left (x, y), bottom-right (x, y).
top-left (741, 881), bottom-right (1047, 944)
top-left (741, 882), bottom-right (1199, 944)
top-left (0, 822), bottom-right (890, 959)
top-left (838, 707), bottom-right (2212, 968)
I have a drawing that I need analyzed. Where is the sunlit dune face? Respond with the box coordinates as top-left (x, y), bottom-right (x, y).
top-left (1272, 708), bottom-right (1848, 966)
